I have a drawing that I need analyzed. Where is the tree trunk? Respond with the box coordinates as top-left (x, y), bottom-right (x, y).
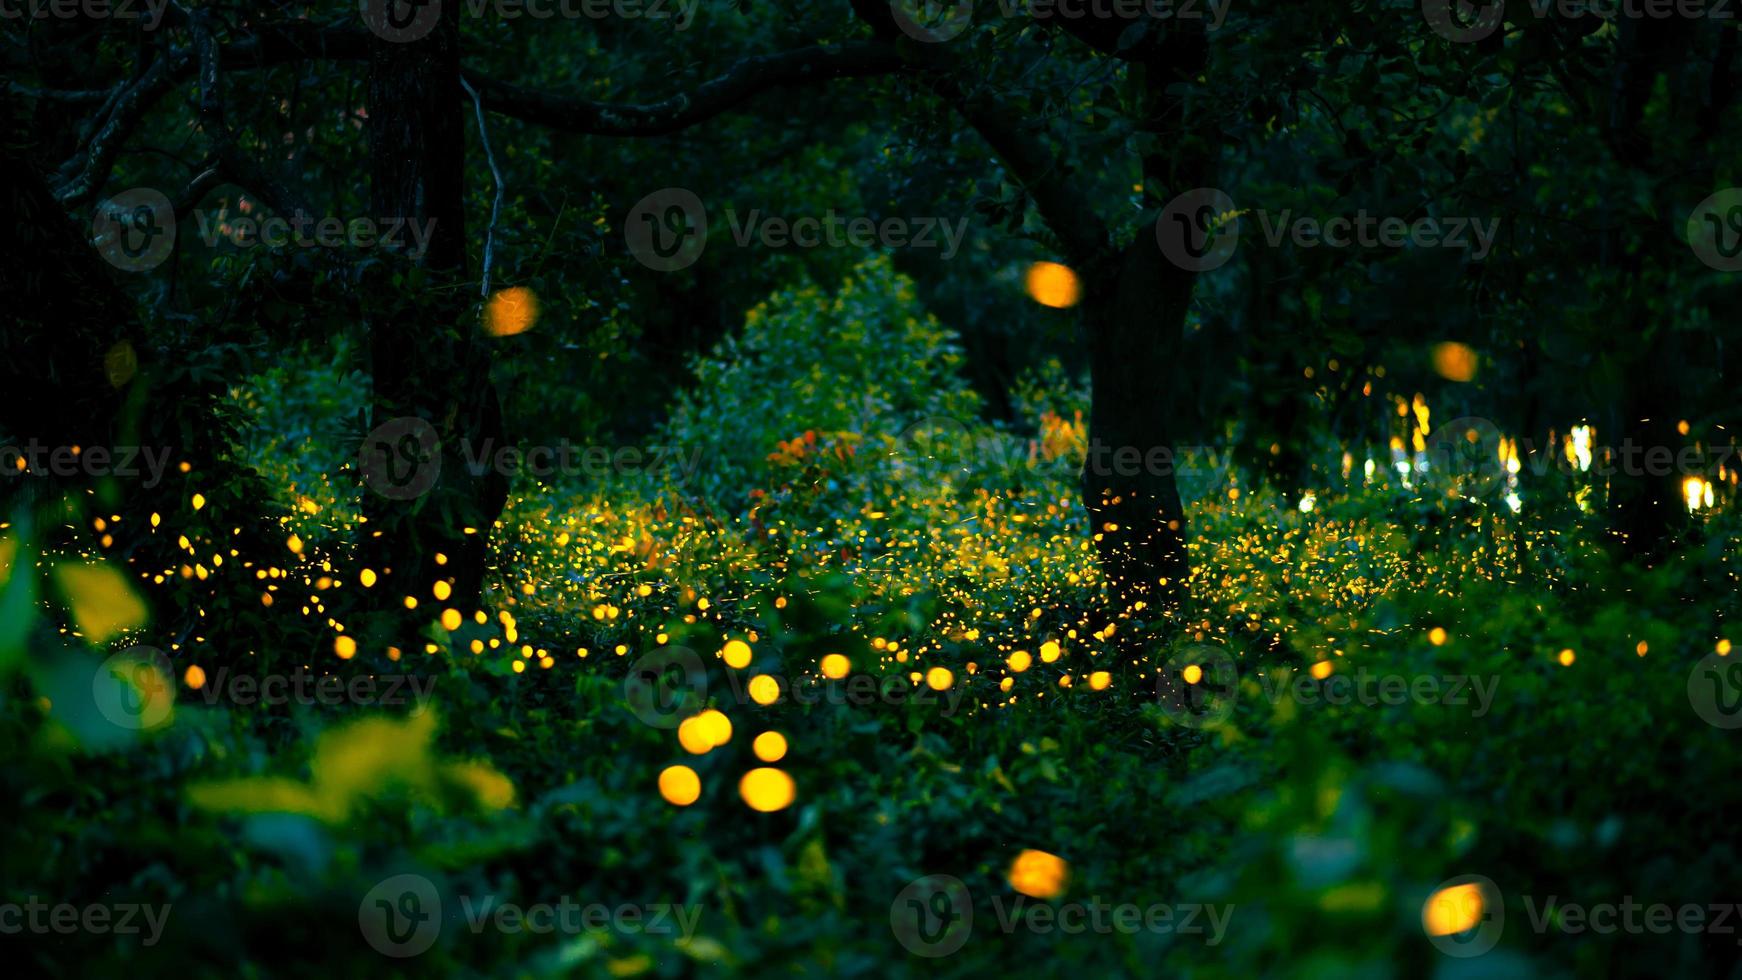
top-left (1078, 27), bottom-right (1217, 614)
top-left (1079, 234), bottom-right (1195, 612)
top-left (363, 4), bottom-right (509, 616)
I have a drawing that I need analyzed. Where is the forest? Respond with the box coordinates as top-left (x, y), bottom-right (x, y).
top-left (2, 0), bottom-right (1741, 976)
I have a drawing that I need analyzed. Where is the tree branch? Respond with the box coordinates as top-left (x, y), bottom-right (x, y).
top-left (462, 41), bottom-right (907, 137)
top-left (847, 2), bottom-right (1110, 267)
top-left (47, 22), bottom-right (371, 206)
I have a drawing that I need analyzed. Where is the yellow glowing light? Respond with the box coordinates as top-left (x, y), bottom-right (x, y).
top-left (483, 285), bottom-right (540, 336)
top-left (1009, 849), bottom-right (1068, 899)
top-left (1635, 641), bottom-right (1649, 657)
top-left (334, 635), bottom-right (357, 660)
top-left (1430, 342), bottom-right (1478, 382)
top-left (191, 493), bottom-right (207, 511)
top-left (1719, 639), bottom-right (1733, 656)
top-left (1423, 882), bottom-right (1485, 937)
top-left (1025, 261), bottom-right (1081, 309)
top-left (1311, 660), bottom-right (1334, 680)
top-left (1183, 664), bottom-right (1204, 685)
top-left (432, 580), bottom-right (452, 601)
top-left (1685, 476), bottom-right (1711, 512)
top-left (677, 716), bottom-right (715, 755)
top-left (658, 765), bottom-right (701, 806)
top-left (926, 667), bottom-right (953, 691)
top-left (1007, 650), bottom-right (1032, 673)
top-left (359, 568), bottom-right (377, 588)
top-left (183, 664), bottom-right (206, 689)
top-left (1558, 648), bottom-right (1576, 667)
top-left (696, 709), bottom-right (733, 747)
top-left (1089, 671), bottom-right (1111, 691)
top-left (1429, 627), bottom-right (1448, 646)
top-left (1040, 640), bottom-right (1061, 663)
top-left (739, 767), bottom-right (796, 812)
top-left (753, 731), bottom-right (788, 762)
top-left (820, 653), bottom-right (850, 679)
top-left (723, 639), bottom-right (753, 670)
top-left (748, 674), bottom-right (781, 705)
top-left (440, 608), bottom-right (462, 631)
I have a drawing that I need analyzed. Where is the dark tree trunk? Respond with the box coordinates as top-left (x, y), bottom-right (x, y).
top-left (1077, 27), bottom-right (1217, 614)
top-left (1598, 15), bottom-right (1710, 562)
top-left (363, 6), bottom-right (508, 615)
top-left (1079, 234), bottom-right (1195, 611)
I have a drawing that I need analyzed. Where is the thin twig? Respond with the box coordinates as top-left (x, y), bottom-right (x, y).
top-left (460, 75), bottom-right (505, 298)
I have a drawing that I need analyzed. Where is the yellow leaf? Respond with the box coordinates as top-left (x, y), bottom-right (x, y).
top-left (53, 560), bottom-right (148, 643)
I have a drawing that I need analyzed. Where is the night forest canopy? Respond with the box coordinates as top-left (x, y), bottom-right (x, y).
top-left (2, 0), bottom-right (1741, 976)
